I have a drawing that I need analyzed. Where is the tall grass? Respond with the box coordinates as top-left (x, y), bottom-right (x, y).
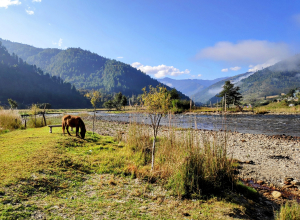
top-left (0, 110), bottom-right (22, 132)
top-left (124, 120), bottom-right (236, 198)
top-left (276, 201), bottom-right (300, 220)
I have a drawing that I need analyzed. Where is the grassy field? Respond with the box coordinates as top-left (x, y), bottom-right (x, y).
top-left (254, 102), bottom-right (300, 114)
top-left (0, 125), bottom-right (281, 219)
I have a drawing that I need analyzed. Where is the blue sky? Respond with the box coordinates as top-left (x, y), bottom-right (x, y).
top-left (1, 0), bottom-right (300, 80)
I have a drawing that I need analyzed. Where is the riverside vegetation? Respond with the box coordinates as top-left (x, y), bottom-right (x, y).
top-left (0, 110), bottom-right (300, 219)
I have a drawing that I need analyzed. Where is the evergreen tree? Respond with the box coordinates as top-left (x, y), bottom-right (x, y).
top-left (217, 81), bottom-right (242, 108)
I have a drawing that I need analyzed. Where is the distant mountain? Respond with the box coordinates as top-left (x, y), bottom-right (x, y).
top-left (0, 42), bottom-right (90, 108)
top-left (194, 54), bottom-right (300, 104)
top-left (193, 72), bottom-right (253, 103)
top-left (238, 54), bottom-right (300, 101)
top-left (157, 77), bottom-right (228, 97)
top-left (0, 38), bottom-right (189, 100)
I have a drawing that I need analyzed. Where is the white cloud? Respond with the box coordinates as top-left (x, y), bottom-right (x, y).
top-left (248, 58), bottom-right (280, 72)
top-left (166, 83), bottom-right (173, 87)
top-left (131, 62), bottom-right (190, 78)
top-left (58, 38), bottom-right (63, 47)
top-left (117, 57), bottom-right (123, 59)
top-left (32, 0), bottom-right (41, 2)
top-left (26, 8), bottom-right (34, 15)
top-left (208, 87), bottom-right (223, 95)
top-left (0, 0), bottom-right (21, 8)
top-left (197, 74), bottom-right (202, 77)
top-left (221, 68), bottom-right (228, 72)
top-left (52, 38), bottom-right (63, 47)
top-left (230, 66), bottom-right (241, 71)
top-left (196, 40), bottom-right (291, 65)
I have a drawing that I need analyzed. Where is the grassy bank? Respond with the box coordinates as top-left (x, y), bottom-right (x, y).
top-left (1, 112), bottom-right (299, 219)
top-left (0, 125), bottom-right (275, 219)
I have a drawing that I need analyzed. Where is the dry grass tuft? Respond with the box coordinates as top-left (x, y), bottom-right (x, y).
top-left (276, 201), bottom-right (300, 220)
top-left (0, 110), bottom-right (22, 132)
top-left (124, 121), bottom-right (236, 198)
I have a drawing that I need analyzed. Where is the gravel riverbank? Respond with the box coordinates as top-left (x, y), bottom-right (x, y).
top-left (83, 116), bottom-right (300, 188)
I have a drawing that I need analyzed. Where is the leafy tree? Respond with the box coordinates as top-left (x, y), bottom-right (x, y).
top-left (104, 92), bottom-right (127, 111)
top-left (169, 88), bottom-right (180, 100)
top-left (113, 92), bottom-right (123, 110)
top-left (217, 81), bottom-right (242, 109)
top-left (287, 88), bottom-right (296, 97)
top-left (142, 85), bottom-right (171, 171)
top-left (7, 99), bottom-right (18, 109)
top-left (85, 90), bottom-right (101, 134)
top-left (103, 100), bottom-right (114, 110)
top-left (121, 95), bottom-right (127, 110)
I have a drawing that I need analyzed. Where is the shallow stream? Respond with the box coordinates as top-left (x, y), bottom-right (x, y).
top-left (93, 112), bottom-right (300, 137)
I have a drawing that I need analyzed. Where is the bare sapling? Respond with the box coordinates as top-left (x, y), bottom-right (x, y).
top-left (142, 85), bottom-right (171, 171)
top-left (85, 90), bottom-right (102, 134)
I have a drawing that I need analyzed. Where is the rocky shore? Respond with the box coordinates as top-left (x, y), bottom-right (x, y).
top-left (83, 116), bottom-right (300, 190)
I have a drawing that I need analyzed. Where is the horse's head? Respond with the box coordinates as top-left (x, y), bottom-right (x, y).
top-left (79, 118), bottom-right (86, 139)
top-left (80, 128), bottom-right (86, 139)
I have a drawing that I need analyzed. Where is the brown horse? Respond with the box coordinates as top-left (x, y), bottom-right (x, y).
top-left (62, 115), bottom-right (86, 139)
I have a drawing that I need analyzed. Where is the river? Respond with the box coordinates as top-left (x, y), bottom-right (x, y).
top-left (92, 112), bottom-right (300, 137)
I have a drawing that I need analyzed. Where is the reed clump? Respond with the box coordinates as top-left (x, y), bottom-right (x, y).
top-left (124, 121), bottom-right (236, 198)
top-left (0, 109), bottom-right (22, 132)
top-left (275, 201), bottom-right (300, 220)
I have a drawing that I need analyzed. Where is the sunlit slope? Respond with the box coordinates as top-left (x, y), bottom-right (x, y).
top-left (1, 38), bottom-right (189, 99)
top-left (194, 54), bottom-right (300, 104)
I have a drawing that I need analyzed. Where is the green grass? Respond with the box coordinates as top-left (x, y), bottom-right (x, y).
top-left (0, 125), bottom-right (281, 219)
top-left (0, 127), bottom-right (134, 187)
top-left (276, 201), bottom-right (300, 220)
top-left (254, 101), bottom-right (300, 114)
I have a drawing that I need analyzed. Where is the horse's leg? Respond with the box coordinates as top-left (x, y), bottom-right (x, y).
top-left (62, 123), bottom-right (65, 135)
top-left (66, 125), bottom-right (72, 136)
top-left (76, 126), bottom-right (79, 137)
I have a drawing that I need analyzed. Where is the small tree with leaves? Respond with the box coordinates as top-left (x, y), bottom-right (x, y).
top-left (113, 92), bottom-right (123, 110)
top-left (85, 90), bottom-right (102, 134)
top-left (8, 99), bottom-right (18, 109)
top-left (142, 85), bottom-right (171, 171)
top-left (121, 95), bottom-right (127, 110)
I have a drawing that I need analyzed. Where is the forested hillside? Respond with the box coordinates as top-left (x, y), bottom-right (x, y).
top-left (195, 54), bottom-right (300, 104)
top-left (193, 72), bottom-right (252, 103)
top-left (0, 39), bottom-right (189, 99)
top-left (0, 42), bottom-right (90, 108)
top-left (238, 54), bottom-right (300, 101)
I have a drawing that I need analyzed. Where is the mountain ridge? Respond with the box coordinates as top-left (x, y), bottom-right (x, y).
top-left (0, 41), bottom-right (90, 108)
top-left (157, 76), bottom-right (228, 97)
top-left (0, 38), bottom-right (189, 100)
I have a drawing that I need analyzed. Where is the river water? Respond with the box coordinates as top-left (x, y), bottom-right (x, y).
top-left (92, 112), bottom-right (300, 137)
